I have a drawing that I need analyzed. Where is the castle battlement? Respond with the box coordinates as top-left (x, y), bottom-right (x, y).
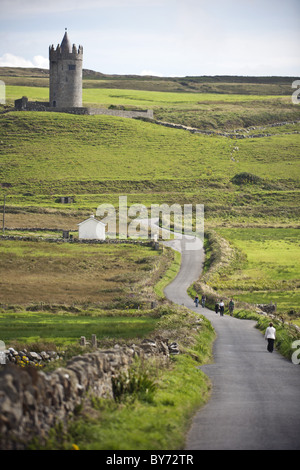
top-left (49, 44), bottom-right (83, 60)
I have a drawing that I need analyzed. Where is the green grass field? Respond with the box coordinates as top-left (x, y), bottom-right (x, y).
top-left (0, 239), bottom-right (176, 349)
top-left (0, 310), bottom-right (158, 346)
top-left (3, 83), bottom-right (300, 130)
top-left (212, 228), bottom-right (300, 313)
top-left (2, 84), bottom-right (288, 104)
top-left (1, 111), bottom-right (299, 186)
top-left (1, 107), bottom-right (299, 233)
top-left (3, 111), bottom-right (297, 186)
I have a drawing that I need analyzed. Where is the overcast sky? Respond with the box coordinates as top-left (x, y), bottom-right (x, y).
top-left (0, 0), bottom-right (299, 76)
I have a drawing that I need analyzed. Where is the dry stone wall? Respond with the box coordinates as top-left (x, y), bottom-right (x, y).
top-left (153, 119), bottom-right (300, 139)
top-left (0, 338), bottom-right (176, 449)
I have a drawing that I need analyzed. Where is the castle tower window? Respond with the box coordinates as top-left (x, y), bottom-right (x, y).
top-left (68, 64), bottom-right (76, 70)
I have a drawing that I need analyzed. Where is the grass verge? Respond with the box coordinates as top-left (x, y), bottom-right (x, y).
top-left (29, 306), bottom-right (215, 450)
top-left (154, 249), bottom-right (181, 300)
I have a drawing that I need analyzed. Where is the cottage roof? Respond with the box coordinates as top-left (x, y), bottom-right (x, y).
top-left (77, 215), bottom-right (106, 227)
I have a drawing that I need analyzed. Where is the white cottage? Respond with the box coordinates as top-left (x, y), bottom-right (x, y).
top-left (78, 215), bottom-right (106, 240)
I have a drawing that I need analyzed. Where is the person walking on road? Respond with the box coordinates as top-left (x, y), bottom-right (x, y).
top-left (265, 322), bottom-right (276, 352)
top-left (201, 294), bottom-right (206, 308)
top-left (219, 300), bottom-right (225, 316)
top-left (194, 295), bottom-right (199, 307)
top-left (229, 299), bottom-right (235, 316)
top-left (215, 300), bottom-right (219, 314)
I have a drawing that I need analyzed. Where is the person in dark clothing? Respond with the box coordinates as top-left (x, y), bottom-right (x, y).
top-left (229, 299), bottom-right (235, 316)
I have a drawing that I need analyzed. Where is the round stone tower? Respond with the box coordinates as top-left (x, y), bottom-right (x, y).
top-left (49, 30), bottom-right (83, 108)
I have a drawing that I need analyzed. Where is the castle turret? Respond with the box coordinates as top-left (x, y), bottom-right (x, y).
top-left (49, 30), bottom-right (83, 108)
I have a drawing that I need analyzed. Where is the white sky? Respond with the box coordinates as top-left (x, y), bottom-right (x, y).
top-left (0, 0), bottom-right (299, 76)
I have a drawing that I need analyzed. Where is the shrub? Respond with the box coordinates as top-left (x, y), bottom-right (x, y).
top-left (231, 172), bottom-right (263, 185)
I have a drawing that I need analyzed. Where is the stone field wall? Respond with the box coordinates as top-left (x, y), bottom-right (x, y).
top-left (0, 338), bottom-right (177, 449)
top-left (14, 97), bottom-right (154, 119)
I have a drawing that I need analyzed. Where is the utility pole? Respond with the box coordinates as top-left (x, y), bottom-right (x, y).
top-left (2, 194), bottom-right (6, 234)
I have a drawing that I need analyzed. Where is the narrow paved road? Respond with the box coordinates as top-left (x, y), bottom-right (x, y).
top-left (163, 234), bottom-right (300, 450)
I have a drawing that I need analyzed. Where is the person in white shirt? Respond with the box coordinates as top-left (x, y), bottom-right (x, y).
top-left (219, 300), bottom-right (225, 316)
top-left (264, 322), bottom-right (276, 353)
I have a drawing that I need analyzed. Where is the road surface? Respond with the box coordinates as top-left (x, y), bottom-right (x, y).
top-left (163, 233), bottom-right (300, 450)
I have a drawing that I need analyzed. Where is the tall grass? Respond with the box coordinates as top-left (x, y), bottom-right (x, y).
top-left (154, 250), bottom-right (181, 299)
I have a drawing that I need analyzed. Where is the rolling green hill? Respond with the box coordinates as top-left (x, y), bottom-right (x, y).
top-left (0, 110), bottom-right (299, 226)
top-left (3, 84), bottom-right (300, 130)
top-left (0, 66), bottom-right (298, 95)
